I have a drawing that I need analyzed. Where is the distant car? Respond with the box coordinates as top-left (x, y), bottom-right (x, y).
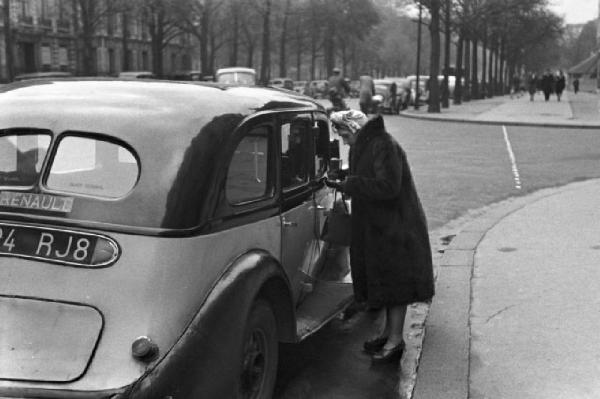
top-left (269, 77), bottom-right (294, 91)
top-left (406, 75), bottom-right (429, 105)
top-left (14, 71), bottom-right (73, 81)
top-left (308, 80), bottom-right (329, 99)
top-left (293, 80), bottom-right (308, 94)
top-left (0, 78), bottom-right (352, 398)
top-left (372, 79), bottom-right (400, 114)
top-left (386, 77), bottom-right (411, 111)
top-left (215, 67), bottom-right (256, 85)
top-left (118, 71), bottom-right (156, 79)
top-left (349, 80), bottom-right (360, 98)
top-left (171, 70), bottom-right (203, 81)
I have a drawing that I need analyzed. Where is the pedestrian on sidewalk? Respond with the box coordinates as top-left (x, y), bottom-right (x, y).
top-left (573, 77), bottom-right (580, 94)
top-left (555, 70), bottom-right (566, 101)
top-left (510, 73), bottom-right (521, 99)
top-left (527, 73), bottom-right (537, 101)
top-left (358, 74), bottom-right (375, 115)
top-left (541, 69), bottom-right (554, 101)
top-left (325, 110), bottom-right (435, 364)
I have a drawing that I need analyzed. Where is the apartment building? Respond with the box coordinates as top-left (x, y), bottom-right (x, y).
top-left (0, 0), bottom-right (199, 81)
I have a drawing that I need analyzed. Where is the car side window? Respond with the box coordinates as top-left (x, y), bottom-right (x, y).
top-left (314, 118), bottom-right (330, 179)
top-left (281, 114), bottom-right (311, 190)
top-left (226, 126), bottom-right (271, 204)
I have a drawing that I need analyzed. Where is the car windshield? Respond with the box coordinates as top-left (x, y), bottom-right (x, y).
top-left (0, 132), bottom-right (51, 187)
top-left (217, 72), bottom-right (256, 85)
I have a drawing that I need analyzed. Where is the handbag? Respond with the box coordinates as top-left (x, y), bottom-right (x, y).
top-left (320, 189), bottom-right (352, 246)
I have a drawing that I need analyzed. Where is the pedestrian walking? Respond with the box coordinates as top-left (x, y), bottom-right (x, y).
top-left (573, 77), bottom-right (580, 94)
top-left (555, 70), bottom-right (566, 102)
top-left (325, 110), bottom-right (435, 364)
top-left (541, 69), bottom-right (554, 101)
top-left (358, 74), bottom-right (375, 115)
top-left (327, 67), bottom-right (350, 112)
top-left (510, 73), bottom-right (521, 99)
top-left (527, 73), bottom-right (537, 101)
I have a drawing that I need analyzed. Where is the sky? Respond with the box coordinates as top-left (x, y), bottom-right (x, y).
top-left (548, 0), bottom-right (598, 24)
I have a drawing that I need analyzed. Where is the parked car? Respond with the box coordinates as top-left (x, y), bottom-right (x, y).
top-left (372, 79), bottom-right (400, 114)
top-left (170, 70), bottom-right (203, 81)
top-left (308, 79), bottom-right (329, 99)
top-left (0, 79), bottom-right (353, 399)
top-left (117, 71), bottom-right (156, 79)
top-left (269, 77), bottom-right (294, 91)
top-left (215, 67), bottom-right (257, 85)
top-left (406, 75), bottom-right (430, 105)
top-left (293, 80), bottom-right (308, 94)
top-left (349, 80), bottom-right (360, 98)
top-left (386, 77), bottom-right (411, 111)
top-left (14, 71), bottom-right (73, 81)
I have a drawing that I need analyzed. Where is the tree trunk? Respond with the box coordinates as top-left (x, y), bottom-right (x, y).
top-left (295, 19), bottom-right (303, 80)
top-left (441, 0), bottom-right (450, 108)
top-left (481, 29), bottom-right (487, 98)
top-left (454, 31), bottom-right (464, 105)
top-left (494, 44), bottom-right (499, 94)
top-left (487, 37), bottom-right (494, 97)
top-left (463, 37), bottom-right (471, 101)
top-left (121, 12), bottom-right (129, 71)
top-left (259, 0), bottom-right (271, 85)
top-left (427, 0), bottom-right (441, 113)
top-left (200, 3), bottom-right (210, 77)
top-left (278, 0), bottom-right (291, 77)
top-left (3, 0), bottom-right (14, 81)
top-left (471, 38), bottom-right (479, 99)
top-left (229, 0), bottom-right (239, 66)
top-left (499, 38), bottom-right (505, 94)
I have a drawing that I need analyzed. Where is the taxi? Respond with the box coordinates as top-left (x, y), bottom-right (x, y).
top-left (0, 79), bottom-right (353, 398)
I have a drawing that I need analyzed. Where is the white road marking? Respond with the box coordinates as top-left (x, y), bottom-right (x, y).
top-left (502, 125), bottom-right (522, 190)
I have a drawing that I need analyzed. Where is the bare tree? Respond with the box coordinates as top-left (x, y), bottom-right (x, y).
top-left (3, 0), bottom-right (14, 81)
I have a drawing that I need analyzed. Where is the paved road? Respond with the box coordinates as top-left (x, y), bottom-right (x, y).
top-left (274, 103), bottom-right (600, 398)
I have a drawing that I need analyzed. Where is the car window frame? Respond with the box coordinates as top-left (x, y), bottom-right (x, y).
top-left (41, 131), bottom-right (141, 200)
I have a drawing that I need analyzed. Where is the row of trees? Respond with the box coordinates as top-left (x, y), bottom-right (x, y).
top-left (3, 0), bottom-right (567, 113)
top-left (419, 0), bottom-right (563, 112)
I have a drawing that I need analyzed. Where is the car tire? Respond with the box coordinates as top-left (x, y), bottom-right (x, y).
top-left (238, 299), bottom-right (278, 399)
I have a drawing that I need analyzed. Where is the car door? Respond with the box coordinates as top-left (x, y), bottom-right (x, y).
top-left (279, 112), bottom-right (319, 303)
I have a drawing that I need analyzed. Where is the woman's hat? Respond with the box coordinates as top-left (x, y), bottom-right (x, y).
top-left (330, 110), bottom-right (369, 135)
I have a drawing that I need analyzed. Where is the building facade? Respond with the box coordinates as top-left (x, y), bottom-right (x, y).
top-left (0, 0), bottom-right (200, 81)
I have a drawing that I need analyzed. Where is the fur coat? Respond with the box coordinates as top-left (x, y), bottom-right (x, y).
top-left (342, 115), bottom-right (434, 308)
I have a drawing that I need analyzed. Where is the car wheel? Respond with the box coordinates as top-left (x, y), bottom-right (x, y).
top-left (238, 299), bottom-right (278, 399)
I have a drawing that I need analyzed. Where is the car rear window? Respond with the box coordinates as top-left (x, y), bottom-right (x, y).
top-left (0, 132), bottom-right (51, 187)
top-left (46, 135), bottom-right (139, 199)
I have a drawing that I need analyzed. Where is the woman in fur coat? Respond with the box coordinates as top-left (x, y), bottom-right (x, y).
top-left (326, 110), bottom-right (434, 363)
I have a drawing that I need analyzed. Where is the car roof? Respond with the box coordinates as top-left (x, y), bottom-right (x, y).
top-left (216, 67), bottom-right (256, 74)
top-left (0, 79), bottom-right (323, 142)
top-left (14, 71), bottom-right (73, 81)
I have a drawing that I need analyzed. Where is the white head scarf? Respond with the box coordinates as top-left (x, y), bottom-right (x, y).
top-left (330, 110), bottom-right (369, 135)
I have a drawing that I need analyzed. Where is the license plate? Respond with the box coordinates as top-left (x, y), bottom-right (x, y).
top-left (0, 222), bottom-right (118, 267)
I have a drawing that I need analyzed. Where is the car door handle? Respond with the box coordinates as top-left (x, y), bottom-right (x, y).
top-left (310, 205), bottom-right (326, 210)
top-left (282, 219), bottom-right (298, 227)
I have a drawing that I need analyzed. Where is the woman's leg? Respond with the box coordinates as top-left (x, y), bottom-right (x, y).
top-left (382, 305), bottom-right (407, 349)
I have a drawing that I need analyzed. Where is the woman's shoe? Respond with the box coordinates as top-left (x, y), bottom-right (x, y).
top-left (371, 341), bottom-right (405, 363)
top-left (363, 336), bottom-right (388, 354)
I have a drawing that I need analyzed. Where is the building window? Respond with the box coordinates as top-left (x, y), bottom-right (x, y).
top-left (41, 45), bottom-right (52, 68)
top-left (108, 49), bottom-right (115, 74)
top-left (59, 46), bottom-right (68, 66)
top-left (141, 51), bottom-right (148, 71)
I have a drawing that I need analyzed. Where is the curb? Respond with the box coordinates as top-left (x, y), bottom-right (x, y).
top-left (398, 110), bottom-right (600, 129)
top-left (410, 178), bottom-right (600, 399)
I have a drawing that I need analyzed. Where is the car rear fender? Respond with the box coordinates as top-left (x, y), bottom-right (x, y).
top-left (127, 249), bottom-right (295, 399)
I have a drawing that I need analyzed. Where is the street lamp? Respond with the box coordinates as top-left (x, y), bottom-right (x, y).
top-left (415, 1), bottom-right (422, 110)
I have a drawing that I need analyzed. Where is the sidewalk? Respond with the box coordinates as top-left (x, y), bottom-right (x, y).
top-left (407, 91), bottom-right (600, 398)
top-left (400, 90), bottom-right (600, 128)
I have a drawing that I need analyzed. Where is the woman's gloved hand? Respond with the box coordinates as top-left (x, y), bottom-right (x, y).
top-left (324, 178), bottom-right (345, 191)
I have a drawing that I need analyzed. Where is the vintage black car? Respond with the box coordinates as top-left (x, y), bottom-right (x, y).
top-left (0, 79), bottom-right (353, 398)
